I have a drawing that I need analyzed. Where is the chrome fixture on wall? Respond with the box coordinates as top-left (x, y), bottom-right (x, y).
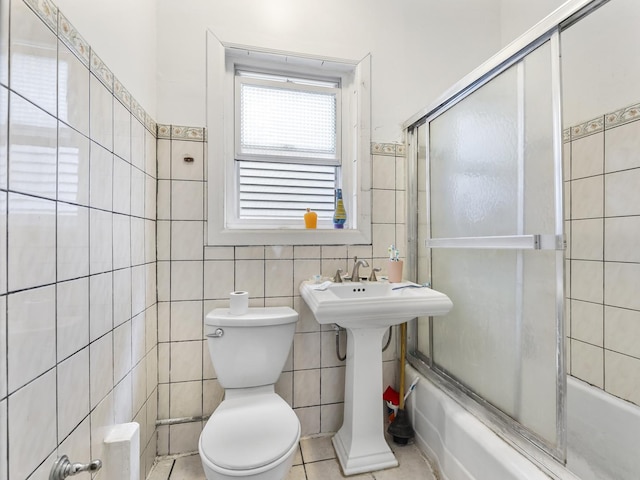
top-left (49, 455), bottom-right (102, 480)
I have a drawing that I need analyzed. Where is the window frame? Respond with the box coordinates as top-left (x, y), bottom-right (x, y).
top-left (206, 32), bottom-right (372, 246)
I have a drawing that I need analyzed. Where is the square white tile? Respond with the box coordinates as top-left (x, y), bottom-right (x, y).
top-left (171, 261), bottom-right (204, 301)
top-left (145, 174), bottom-right (156, 219)
top-left (89, 74), bottom-right (113, 150)
top-left (171, 220), bottom-right (204, 260)
top-left (293, 369), bottom-right (320, 408)
top-left (203, 260), bottom-right (235, 300)
top-left (113, 155), bottom-right (131, 214)
top-left (131, 117), bottom-right (145, 171)
top-left (604, 306), bottom-right (640, 359)
top-left (10, 0), bottom-right (57, 116)
top-left (604, 262), bottom-right (640, 311)
top-left (113, 213), bottom-right (131, 270)
top-left (145, 129), bottom-right (157, 178)
top-left (9, 93), bottom-right (57, 199)
top-left (131, 166), bottom-right (146, 218)
top-left (604, 350), bottom-right (640, 405)
top-left (172, 140), bottom-right (204, 181)
top-left (89, 271), bottom-right (113, 341)
top-left (0, 296), bottom-right (5, 397)
top-left (132, 264), bottom-right (146, 316)
top-left (131, 310), bottom-right (146, 363)
top-left (89, 208), bottom-right (112, 274)
top-left (372, 189), bottom-right (396, 224)
top-left (157, 139), bottom-right (171, 180)
top-left (169, 380), bottom-right (203, 418)
top-left (113, 321), bottom-right (132, 384)
top-left (0, 192), bottom-right (5, 295)
top-left (7, 285), bottom-right (56, 393)
top-left (57, 277), bottom-right (90, 361)
top-left (90, 392), bottom-right (115, 469)
top-left (172, 180), bottom-right (204, 220)
top-left (320, 366), bottom-right (346, 404)
top-left (58, 124), bottom-right (90, 206)
top-left (604, 216), bottom-right (640, 263)
top-left (90, 332), bottom-right (113, 409)
top-left (605, 168), bottom-right (640, 217)
top-left (131, 216), bottom-right (146, 266)
top-left (372, 155), bottom-right (395, 190)
top-left (293, 332), bottom-right (321, 370)
top-left (57, 347), bottom-right (90, 441)
top-left (570, 260), bottom-right (603, 304)
top-left (8, 369), bottom-right (56, 480)
top-left (605, 120), bottom-right (640, 173)
top-left (57, 203), bottom-right (89, 281)
top-left (58, 40), bottom-right (90, 136)
top-left (170, 300), bottom-right (203, 342)
top-left (132, 357), bottom-right (147, 414)
top-left (570, 339), bottom-right (603, 388)
top-left (114, 99), bottom-right (131, 162)
top-left (571, 131), bottom-right (603, 179)
top-left (90, 141), bottom-right (113, 210)
top-left (571, 176), bottom-right (603, 219)
top-left (113, 373), bottom-right (133, 424)
top-left (0, 86), bottom-right (6, 191)
top-left (570, 300), bottom-right (603, 346)
top-left (570, 218), bottom-right (603, 261)
top-left (144, 218), bottom-right (156, 263)
top-left (265, 259), bottom-right (294, 297)
top-left (113, 267), bottom-right (132, 327)
top-left (170, 341), bottom-right (203, 383)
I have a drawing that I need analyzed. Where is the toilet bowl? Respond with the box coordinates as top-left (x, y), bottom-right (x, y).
top-left (199, 307), bottom-right (300, 480)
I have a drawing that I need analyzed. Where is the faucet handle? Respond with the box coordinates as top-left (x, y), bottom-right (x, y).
top-left (333, 268), bottom-right (344, 283)
top-left (368, 267), bottom-right (381, 282)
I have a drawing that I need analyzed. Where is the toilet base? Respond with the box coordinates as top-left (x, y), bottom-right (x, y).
top-left (199, 432), bottom-right (298, 480)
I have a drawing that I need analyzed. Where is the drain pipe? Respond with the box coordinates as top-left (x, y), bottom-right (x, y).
top-left (334, 324), bottom-right (393, 361)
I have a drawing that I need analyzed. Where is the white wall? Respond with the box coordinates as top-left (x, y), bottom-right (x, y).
top-left (54, 0), bottom-right (157, 117)
top-left (156, 0), bottom-right (503, 142)
top-left (561, 0), bottom-right (640, 126)
top-left (499, 0), bottom-right (566, 48)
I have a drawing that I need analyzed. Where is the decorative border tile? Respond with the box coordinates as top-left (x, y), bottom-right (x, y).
top-left (371, 143), bottom-right (397, 156)
top-left (90, 50), bottom-right (114, 92)
top-left (130, 97), bottom-right (145, 124)
top-left (24, 0), bottom-right (58, 33)
top-left (371, 142), bottom-right (406, 157)
top-left (114, 78), bottom-right (131, 109)
top-left (570, 115), bottom-right (604, 140)
top-left (171, 125), bottom-right (205, 142)
top-left (145, 114), bottom-right (156, 135)
top-left (157, 124), bottom-right (171, 139)
top-left (563, 128), bottom-right (571, 144)
top-left (605, 102), bottom-right (640, 130)
top-left (58, 12), bottom-right (89, 67)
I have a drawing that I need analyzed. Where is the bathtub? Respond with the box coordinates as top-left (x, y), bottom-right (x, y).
top-left (406, 364), bottom-right (640, 480)
top-left (566, 376), bottom-right (640, 480)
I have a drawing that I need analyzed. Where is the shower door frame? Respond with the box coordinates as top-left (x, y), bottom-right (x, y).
top-left (404, 0), bottom-right (611, 477)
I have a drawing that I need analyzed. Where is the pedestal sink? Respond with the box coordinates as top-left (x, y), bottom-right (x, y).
top-left (299, 280), bottom-right (453, 475)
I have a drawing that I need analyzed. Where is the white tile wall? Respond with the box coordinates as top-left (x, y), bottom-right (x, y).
top-left (0, 2), bottom-right (159, 478)
top-left (156, 133), bottom-right (404, 454)
top-left (567, 110), bottom-right (640, 407)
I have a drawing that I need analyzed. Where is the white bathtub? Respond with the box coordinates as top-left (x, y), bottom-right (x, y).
top-left (406, 365), bottom-right (640, 480)
top-left (566, 376), bottom-right (640, 480)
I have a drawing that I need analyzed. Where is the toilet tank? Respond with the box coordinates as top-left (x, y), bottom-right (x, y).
top-left (204, 307), bottom-right (298, 389)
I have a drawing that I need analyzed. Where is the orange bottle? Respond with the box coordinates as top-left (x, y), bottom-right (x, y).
top-left (304, 208), bottom-right (318, 229)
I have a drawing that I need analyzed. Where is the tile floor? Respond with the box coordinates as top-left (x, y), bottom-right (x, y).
top-left (147, 434), bottom-right (438, 480)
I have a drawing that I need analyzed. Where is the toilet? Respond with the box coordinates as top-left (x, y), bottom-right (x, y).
top-left (199, 306), bottom-right (300, 480)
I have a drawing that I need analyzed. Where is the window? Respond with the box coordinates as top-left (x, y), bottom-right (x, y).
top-left (206, 31), bottom-right (371, 245)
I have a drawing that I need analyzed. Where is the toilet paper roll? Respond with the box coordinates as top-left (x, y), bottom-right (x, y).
top-left (229, 291), bottom-right (249, 315)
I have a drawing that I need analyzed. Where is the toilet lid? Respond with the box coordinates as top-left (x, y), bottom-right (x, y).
top-left (201, 393), bottom-right (300, 471)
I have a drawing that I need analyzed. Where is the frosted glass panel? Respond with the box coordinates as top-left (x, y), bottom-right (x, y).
top-left (425, 40), bottom-right (562, 451)
top-left (416, 123), bottom-right (430, 357)
top-left (430, 68), bottom-right (518, 239)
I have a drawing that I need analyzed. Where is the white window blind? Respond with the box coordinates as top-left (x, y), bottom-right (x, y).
top-left (236, 73), bottom-right (340, 165)
top-left (238, 160), bottom-right (336, 220)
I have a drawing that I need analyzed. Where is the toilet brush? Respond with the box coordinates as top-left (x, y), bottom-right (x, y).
top-left (387, 321), bottom-right (415, 444)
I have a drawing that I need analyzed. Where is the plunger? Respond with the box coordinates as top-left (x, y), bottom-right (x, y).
top-left (387, 321), bottom-right (414, 444)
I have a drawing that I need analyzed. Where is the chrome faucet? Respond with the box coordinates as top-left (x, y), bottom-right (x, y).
top-left (347, 256), bottom-right (369, 282)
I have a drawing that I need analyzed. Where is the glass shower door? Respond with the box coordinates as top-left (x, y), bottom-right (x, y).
top-left (424, 36), bottom-right (565, 457)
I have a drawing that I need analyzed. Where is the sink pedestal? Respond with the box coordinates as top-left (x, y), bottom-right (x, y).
top-left (332, 326), bottom-right (398, 475)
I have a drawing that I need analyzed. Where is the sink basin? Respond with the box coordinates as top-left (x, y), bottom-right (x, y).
top-left (300, 281), bottom-right (453, 328)
top-left (299, 279), bottom-right (453, 475)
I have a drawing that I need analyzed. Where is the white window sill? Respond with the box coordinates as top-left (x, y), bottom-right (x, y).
top-left (207, 226), bottom-right (371, 246)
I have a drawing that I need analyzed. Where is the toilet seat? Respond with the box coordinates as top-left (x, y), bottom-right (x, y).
top-left (200, 393), bottom-right (300, 471)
